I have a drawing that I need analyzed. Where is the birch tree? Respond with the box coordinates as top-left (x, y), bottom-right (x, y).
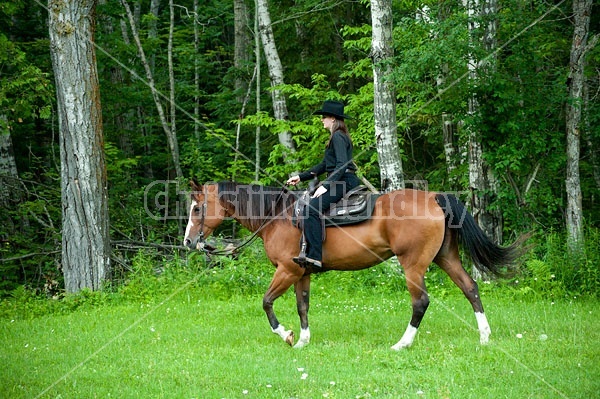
top-left (256, 0), bottom-right (295, 154)
top-left (49, 0), bottom-right (111, 292)
top-left (371, 0), bottom-right (404, 191)
top-left (0, 116), bottom-right (19, 208)
top-left (565, 0), bottom-right (594, 252)
top-left (122, 0), bottom-right (183, 179)
top-left (234, 0), bottom-right (251, 101)
top-left (462, 0), bottom-right (503, 279)
top-left (418, 5), bottom-right (459, 189)
top-left (254, 0), bottom-right (262, 180)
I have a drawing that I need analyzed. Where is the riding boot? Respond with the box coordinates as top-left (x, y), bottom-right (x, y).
top-left (303, 209), bottom-right (323, 264)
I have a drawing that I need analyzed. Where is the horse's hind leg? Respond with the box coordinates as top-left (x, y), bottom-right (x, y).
top-left (435, 249), bottom-right (491, 345)
top-left (392, 265), bottom-right (430, 350)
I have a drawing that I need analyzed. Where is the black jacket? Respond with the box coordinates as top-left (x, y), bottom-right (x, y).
top-left (298, 130), bottom-right (356, 187)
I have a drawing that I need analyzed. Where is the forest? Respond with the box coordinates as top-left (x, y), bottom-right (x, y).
top-left (0, 0), bottom-right (599, 296)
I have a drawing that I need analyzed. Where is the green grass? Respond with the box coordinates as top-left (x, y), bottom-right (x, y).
top-left (1, 278), bottom-right (598, 399)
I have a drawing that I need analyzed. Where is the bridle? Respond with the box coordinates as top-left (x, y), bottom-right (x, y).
top-left (192, 184), bottom-right (288, 257)
top-left (195, 185), bottom-right (208, 244)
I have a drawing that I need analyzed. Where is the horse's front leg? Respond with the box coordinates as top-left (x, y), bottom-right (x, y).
top-left (263, 265), bottom-right (303, 346)
top-left (293, 274), bottom-right (311, 348)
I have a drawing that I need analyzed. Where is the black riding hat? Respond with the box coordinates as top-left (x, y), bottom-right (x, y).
top-left (313, 100), bottom-right (352, 120)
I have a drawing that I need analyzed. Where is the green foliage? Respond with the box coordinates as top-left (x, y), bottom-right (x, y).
top-left (1, 0), bottom-right (599, 295)
top-left (517, 227), bottom-right (600, 298)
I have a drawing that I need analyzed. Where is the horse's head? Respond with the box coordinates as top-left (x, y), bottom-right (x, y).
top-left (183, 181), bottom-right (229, 249)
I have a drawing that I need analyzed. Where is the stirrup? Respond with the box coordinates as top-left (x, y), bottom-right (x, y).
top-left (293, 256), bottom-right (322, 268)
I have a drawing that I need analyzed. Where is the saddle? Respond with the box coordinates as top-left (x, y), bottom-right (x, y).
top-left (293, 185), bottom-right (381, 228)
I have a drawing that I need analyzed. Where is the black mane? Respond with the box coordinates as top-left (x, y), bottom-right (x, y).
top-left (217, 182), bottom-right (298, 231)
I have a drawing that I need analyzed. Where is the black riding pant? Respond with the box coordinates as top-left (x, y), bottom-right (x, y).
top-left (304, 173), bottom-right (361, 262)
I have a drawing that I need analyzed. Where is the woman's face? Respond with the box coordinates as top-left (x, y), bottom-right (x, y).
top-left (321, 115), bottom-right (336, 131)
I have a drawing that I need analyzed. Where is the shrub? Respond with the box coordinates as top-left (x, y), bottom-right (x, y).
top-left (521, 226), bottom-right (600, 298)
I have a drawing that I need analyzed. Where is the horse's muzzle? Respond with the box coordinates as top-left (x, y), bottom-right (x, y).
top-left (184, 233), bottom-right (208, 251)
top-left (183, 236), bottom-right (198, 249)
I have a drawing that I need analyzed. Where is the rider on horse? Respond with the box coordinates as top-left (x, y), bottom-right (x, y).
top-left (286, 100), bottom-right (361, 268)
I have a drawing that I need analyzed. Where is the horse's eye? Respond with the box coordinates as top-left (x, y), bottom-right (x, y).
top-left (193, 207), bottom-right (201, 213)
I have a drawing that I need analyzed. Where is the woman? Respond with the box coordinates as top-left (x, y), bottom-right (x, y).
top-left (286, 100), bottom-right (361, 268)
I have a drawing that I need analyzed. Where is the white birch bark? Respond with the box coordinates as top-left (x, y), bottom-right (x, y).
top-left (462, 0), bottom-right (502, 280)
top-left (193, 0), bottom-right (199, 141)
top-left (168, 0), bottom-right (177, 174)
top-left (49, 0), bottom-right (111, 292)
top-left (371, 0), bottom-right (404, 191)
top-left (565, 0), bottom-right (593, 252)
top-left (122, 0), bottom-right (183, 179)
top-left (0, 116), bottom-right (20, 208)
top-left (256, 0), bottom-right (295, 154)
top-left (254, 0), bottom-right (261, 181)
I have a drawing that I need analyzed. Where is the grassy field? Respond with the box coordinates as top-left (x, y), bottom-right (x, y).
top-left (1, 269), bottom-right (598, 399)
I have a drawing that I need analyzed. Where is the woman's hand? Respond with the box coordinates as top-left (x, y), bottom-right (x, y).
top-left (311, 185), bottom-right (328, 198)
top-left (286, 175), bottom-right (301, 186)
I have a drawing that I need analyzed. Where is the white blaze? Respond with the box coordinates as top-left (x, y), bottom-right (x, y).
top-left (184, 199), bottom-right (198, 243)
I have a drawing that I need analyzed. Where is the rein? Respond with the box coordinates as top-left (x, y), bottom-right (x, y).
top-left (198, 187), bottom-right (288, 257)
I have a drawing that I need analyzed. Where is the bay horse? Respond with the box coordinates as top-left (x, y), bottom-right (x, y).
top-left (184, 181), bottom-right (523, 349)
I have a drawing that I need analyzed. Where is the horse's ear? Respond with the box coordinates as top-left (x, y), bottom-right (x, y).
top-left (190, 179), bottom-right (201, 193)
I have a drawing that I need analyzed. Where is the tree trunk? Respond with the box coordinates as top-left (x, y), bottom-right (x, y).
top-left (0, 116), bottom-right (20, 209)
top-left (148, 0), bottom-right (160, 72)
top-left (256, 0), bottom-right (295, 154)
top-left (371, 0), bottom-right (404, 192)
top-left (234, 0), bottom-right (251, 102)
top-left (423, 4), bottom-right (459, 191)
top-left (49, 0), bottom-right (111, 292)
top-left (122, 0), bottom-right (183, 179)
top-left (565, 0), bottom-right (593, 253)
top-left (254, 0), bottom-right (261, 181)
top-left (194, 0), bottom-right (200, 142)
top-left (168, 0), bottom-right (177, 175)
top-left (463, 0), bottom-right (502, 280)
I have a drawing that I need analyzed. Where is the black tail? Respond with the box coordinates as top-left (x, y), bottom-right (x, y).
top-left (435, 193), bottom-right (524, 277)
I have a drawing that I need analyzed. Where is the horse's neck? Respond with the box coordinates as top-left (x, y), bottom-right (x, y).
top-left (233, 215), bottom-right (260, 233)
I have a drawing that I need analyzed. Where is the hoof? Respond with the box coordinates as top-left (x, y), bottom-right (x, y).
top-left (285, 331), bottom-right (295, 346)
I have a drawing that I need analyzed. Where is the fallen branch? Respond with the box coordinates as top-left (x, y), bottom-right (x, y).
top-left (0, 250), bottom-right (60, 262)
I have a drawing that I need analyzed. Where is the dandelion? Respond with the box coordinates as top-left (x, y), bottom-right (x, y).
top-left (516, 333), bottom-right (523, 339)
top-left (242, 390), bottom-right (248, 395)
top-left (297, 367), bottom-right (304, 372)
top-left (301, 373), bottom-right (308, 380)
top-left (330, 381), bottom-right (336, 386)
